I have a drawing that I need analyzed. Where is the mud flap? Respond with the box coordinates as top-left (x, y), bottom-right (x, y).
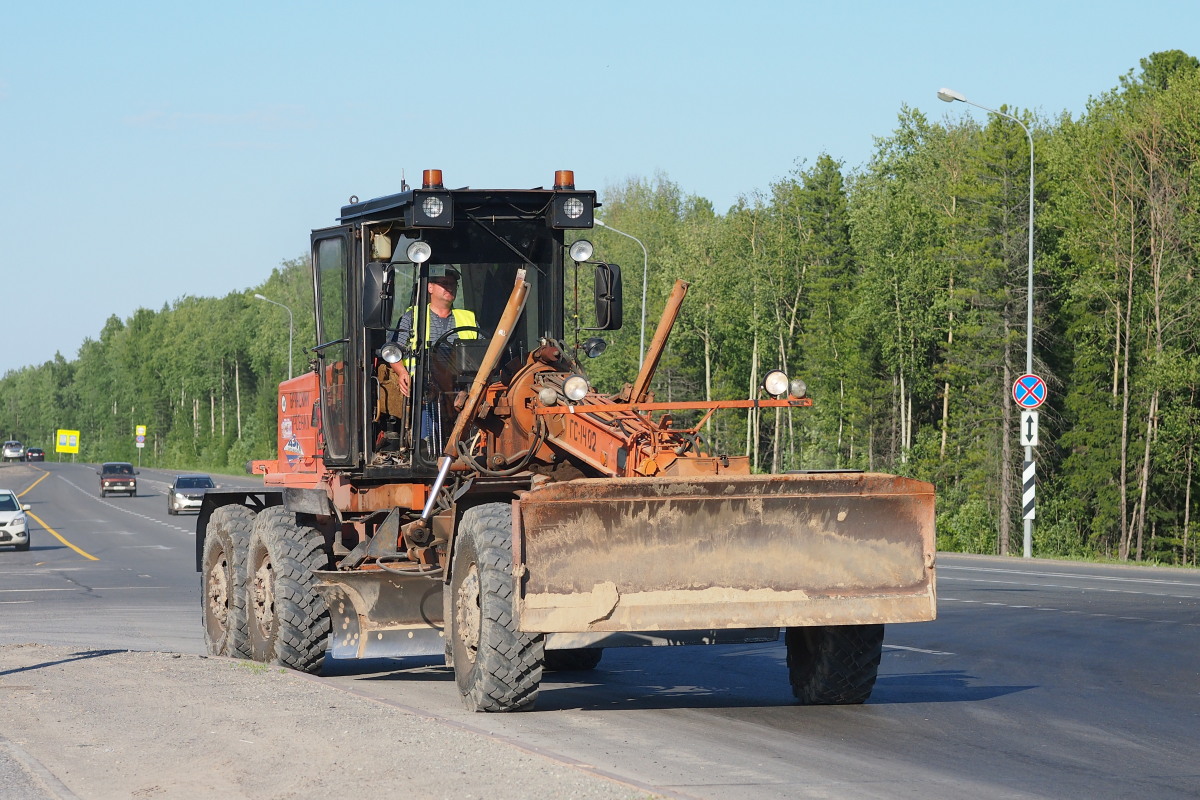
top-left (513, 473), bottom-right (936, 633)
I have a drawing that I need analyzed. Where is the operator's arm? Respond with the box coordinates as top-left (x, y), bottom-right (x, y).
top-left (388, 309), bottom-right (415, 396)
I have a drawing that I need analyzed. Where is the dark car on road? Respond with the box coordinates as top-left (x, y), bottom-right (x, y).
top-left (167, 474), bottom-right (215, 515)
top-left (98, 462), bottom-right (138, 497)
top-left (24, 447), bottom-right (45, 462)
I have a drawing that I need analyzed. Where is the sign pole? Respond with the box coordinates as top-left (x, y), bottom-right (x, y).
top-left (1013, 374), bottom-right (1046, 559)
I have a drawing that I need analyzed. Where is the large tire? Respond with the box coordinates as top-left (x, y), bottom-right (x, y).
top-left (544, 648), bottom-right (603, 671)
top-left (201, 505), bottom-right (256, 658)
top-left (786, 624), bottom-right (884, 705)
top-left (247, 507), bottom-right (331, 674)
top-left (450, 503), bottom-right (544, 712)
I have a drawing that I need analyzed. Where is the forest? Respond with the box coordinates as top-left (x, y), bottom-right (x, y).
top-left (2, 51), bottom-right (1197, 566)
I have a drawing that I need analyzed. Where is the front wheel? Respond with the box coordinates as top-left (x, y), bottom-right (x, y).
top-left (786, 624), bottom-right (884, 705)
top-left (247, 507), bottom-right (331, 674)
top-left (450, 503), bottom-right (543, 712)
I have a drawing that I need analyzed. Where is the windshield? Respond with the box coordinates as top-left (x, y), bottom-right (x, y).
top-left (104, 464), bottom-right (133, 475)
top-left (176, 477), bottom-right (214, 489)
top-left (0, 494), bottom-right (18, 512)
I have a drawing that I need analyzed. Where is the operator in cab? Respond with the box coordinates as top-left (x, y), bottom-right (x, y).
top-left (386, 266), bottom-right (478, 396)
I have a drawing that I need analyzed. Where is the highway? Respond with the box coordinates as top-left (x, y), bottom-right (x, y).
top-left (2, 460), bottom-right (1198, 799)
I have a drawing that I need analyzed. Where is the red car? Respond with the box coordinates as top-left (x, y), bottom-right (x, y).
top-left (98, 462), bottom-right (138, 497)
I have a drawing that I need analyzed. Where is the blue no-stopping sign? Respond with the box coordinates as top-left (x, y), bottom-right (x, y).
top-left (1013, 374), bottom-right (1046, 409)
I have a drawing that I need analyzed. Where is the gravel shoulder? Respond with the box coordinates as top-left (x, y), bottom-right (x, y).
top-left (0, 643), bottom-right (660, 800)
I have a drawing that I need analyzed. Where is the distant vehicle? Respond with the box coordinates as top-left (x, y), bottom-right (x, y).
top-left (2, 441), bottom-right (24, 462)
top-left (98, 462), bottom-right (138, 497)
top-left (24, 447), bottom-right (45, 462)
top-left (0, 489), bottom-right (31, 551)
top-left (167, 474), bottom-right (215, 515)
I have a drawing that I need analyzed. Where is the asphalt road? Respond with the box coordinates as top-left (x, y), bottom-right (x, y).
top-left (2, 460), bottom-right (1198, 799)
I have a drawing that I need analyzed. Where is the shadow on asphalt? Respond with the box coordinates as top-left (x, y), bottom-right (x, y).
top-left (0, 649), bottom-right (128, 677)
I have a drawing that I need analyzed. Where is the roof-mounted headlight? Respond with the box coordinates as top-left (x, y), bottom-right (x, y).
top-left (563, 374), bottom-right (590, 402)
top-left (409, 190), bottom-right (453, 228)
top-left (550, 192), bottom-right (595, 229)
top-left (789, 378), bottom-right (807, 398)
top-left (763, 369), bottom-right (790, 398)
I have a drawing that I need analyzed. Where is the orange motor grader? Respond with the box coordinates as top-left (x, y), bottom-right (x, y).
top-left (197, 169), bottom-right (936, 711)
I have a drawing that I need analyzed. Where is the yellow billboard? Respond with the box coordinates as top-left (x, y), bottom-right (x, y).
top-left (56, 429), bottom-right (80, 454)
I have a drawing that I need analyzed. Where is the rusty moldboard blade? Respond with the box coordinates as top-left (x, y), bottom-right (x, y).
top-left (515, 472), bottom-right (936, 633)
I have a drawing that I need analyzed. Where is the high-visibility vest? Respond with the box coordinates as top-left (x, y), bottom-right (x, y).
top-left (404, 307), bottom-right (478, 351)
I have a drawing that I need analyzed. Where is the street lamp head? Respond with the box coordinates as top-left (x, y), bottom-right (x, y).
top-left (254, 293), bottom-right (267, 301)
top-left (937, 87), bottom-right (967, 103)
top-left (593, 219), bottom-right (608, 228)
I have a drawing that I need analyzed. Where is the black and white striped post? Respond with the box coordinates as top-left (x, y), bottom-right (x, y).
top-left (1014, 377), bottom-right (1046, 559)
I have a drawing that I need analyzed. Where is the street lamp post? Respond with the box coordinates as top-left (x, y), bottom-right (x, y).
top-left (594, 219), bottom-right (650, 366)
top-left (938, 87), bottom-right (1035, 559)
top-left (254, 293), bottom-right (295, 379)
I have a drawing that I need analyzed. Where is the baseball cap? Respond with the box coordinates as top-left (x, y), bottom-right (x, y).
top-left (429, 266), bottom-right (460, 282)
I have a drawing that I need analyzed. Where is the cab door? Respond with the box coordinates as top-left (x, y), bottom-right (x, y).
top-left (311, 227), bottom-right (358, 466)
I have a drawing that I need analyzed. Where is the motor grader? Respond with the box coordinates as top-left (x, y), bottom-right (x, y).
top-left (197, 169), bottom-right (936, 711)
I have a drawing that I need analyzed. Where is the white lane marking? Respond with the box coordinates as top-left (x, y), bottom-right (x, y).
top-left (885, 644), bottom-right (955, 656)
top-left (939, 574), bottom-right (1200, 600)
top-left (940, 596), bottom-right (1200, 628)
top-left (0, 586), bottom-right (170, 593)
top-left (940, 564), bottom-right (1200, 588)
top-left (57, 475), bottom-right (196, 535)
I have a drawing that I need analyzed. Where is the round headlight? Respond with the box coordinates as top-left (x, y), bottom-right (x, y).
top-left (563, 374), bottom-right (590, 402)
top-left (763, 369), bottom-right (789, 398)
top-left (538, 387), bottom-right (559, 406)
top-left (422, 195), bottom-right (444, 218)
top-left (563, 197), bottom-right (585, 219)
top-left (789, 378), bottom-right (807, 398)
top-left (380, 342), bottom-right (404, 364)
top-left (406, 241), bottom-right (432, 264)
top-left (568, 239), bottom-right (594, 263)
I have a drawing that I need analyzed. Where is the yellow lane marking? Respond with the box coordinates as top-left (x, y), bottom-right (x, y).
top-left (25, 511), bottom-right (99, 561)
top-left (18, 470), bottom-right (50, 495)
top-left (18, 468), bottom-right (99, 561)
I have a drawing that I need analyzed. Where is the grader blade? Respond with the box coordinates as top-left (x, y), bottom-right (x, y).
top-left (514, 472), bottom-right (936, 633)
top-left (314, 569), bottom-right (446, 660)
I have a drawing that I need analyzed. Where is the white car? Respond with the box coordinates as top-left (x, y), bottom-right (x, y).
top-left (2, 441), bottom-right (24, 462)
top-left (0, 490), bottom-right (31, 551)
top-left (167, 474), bottom-right (216, 515)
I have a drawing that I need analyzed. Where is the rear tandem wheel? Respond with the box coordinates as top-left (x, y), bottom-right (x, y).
top-left (247, 507), bottom-right (331, 674)
top-left (201, 504), bottom-right (257, 658)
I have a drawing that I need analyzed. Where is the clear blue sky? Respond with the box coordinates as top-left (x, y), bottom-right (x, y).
top-left (2, 0), bottom-right (1193, 376)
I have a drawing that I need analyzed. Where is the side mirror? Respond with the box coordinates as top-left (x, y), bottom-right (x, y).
top-left (592, 262), bottom-right (623, 331)
top-left (361, 261), bottom-right (394, 329)
top-left (22, 504), bottom-right (31, 511)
